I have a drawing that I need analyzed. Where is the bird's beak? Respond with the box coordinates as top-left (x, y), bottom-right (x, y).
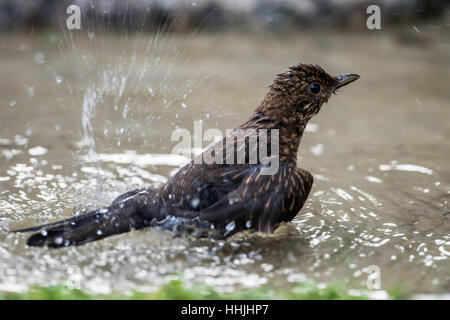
top-left (333, 74), bottom-right (360, 92)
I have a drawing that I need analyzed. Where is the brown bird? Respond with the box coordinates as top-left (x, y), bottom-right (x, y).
top-left (14, 64), bottom-right (359, 248)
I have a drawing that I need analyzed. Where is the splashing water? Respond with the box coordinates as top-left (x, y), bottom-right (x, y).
top-left (0, 26), bottom-right (449, 297)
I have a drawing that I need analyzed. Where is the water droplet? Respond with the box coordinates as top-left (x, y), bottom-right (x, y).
top-left (9, 100), bottom-right (16, 108)
top-left (28, 146), bottom-right (48, 156)
top-left (365, 176), bottom-right (382, 183)
top-left (228, 195), bottom-right (240, 205)
top-left (14, 135), bottom-right (29, 146)
top-left (310, 143), bottom-right (324, 156)
top-left (261, 263), bottom-right (273, 272)
top-left (305, 123), bottom-right (318, 133)
top-left (96, 230), bottom-right (103, 236)
top-left (225, 220), bottom-right (235, 235)
top-left (41, 230), bottom-right (48, 236)
top-left (190, 198), bottom-right (200, 209)
top-left (54, 237), bottom-right (63, 245)
top-left (245, 221), bottom-right (252, 228)
top-left (55, 75), bottom-right (63, 84)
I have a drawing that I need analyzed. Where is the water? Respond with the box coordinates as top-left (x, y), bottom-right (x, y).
top-left (0, 28), bottom-right (449, 296)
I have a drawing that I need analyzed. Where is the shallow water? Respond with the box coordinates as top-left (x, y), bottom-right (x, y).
top-left (0, 28), bottom-right (449, 296)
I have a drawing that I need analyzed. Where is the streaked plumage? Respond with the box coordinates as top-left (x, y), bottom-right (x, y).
top-left (14, 64), bottom-right (359, 248)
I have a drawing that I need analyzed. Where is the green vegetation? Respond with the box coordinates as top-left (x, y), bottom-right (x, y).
top-left (0, 279), bottom-right (404, 300)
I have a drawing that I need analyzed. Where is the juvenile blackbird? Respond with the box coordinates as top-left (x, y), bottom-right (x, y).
top-left (14, 64), bottom-right (359, 248)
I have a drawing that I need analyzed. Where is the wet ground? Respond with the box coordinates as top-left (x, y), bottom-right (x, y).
top-left (0, 27), bottom-right (449, 296)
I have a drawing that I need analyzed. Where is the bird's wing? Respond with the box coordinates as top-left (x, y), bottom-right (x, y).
top-left (198, 164), bottom-right (313, 235)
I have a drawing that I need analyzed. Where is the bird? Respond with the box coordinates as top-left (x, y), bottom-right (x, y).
top-left (13, 63), bottom-right (359, 248)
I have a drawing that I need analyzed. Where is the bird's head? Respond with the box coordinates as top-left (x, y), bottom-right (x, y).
top-left (257, 63), bottom-right (359, 130)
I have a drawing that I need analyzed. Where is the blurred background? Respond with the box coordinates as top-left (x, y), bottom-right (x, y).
top-left (0, 0), bottom-right (449, 298)
top-left (0, 0), bottom-right (449, 31)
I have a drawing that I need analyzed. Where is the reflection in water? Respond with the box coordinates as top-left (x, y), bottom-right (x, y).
top-left (0, 30), bottom-right (449, 296)
top-left (87, 152), bottom-right (190, 167)
top-left (379, 162), bottom-right (434, 175)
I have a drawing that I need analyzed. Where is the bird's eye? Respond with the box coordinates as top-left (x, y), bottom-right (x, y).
top-left (309, 82), bottom-right (321, 95)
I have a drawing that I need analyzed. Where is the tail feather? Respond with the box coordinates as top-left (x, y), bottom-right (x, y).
top-left (13, 197), bottom-right (215, 248)
top-left (13, 209), bottom-right (106, 234)
top-left (25, 212), bottom-right (126, 248)
top-left (14, 204), bottom-right (149, 248)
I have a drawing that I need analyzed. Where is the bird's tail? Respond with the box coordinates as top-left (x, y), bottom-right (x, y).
top-left (13, 195), bottom-right (218, 248)
top-left (13, 201), bottom-right (154, 248)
